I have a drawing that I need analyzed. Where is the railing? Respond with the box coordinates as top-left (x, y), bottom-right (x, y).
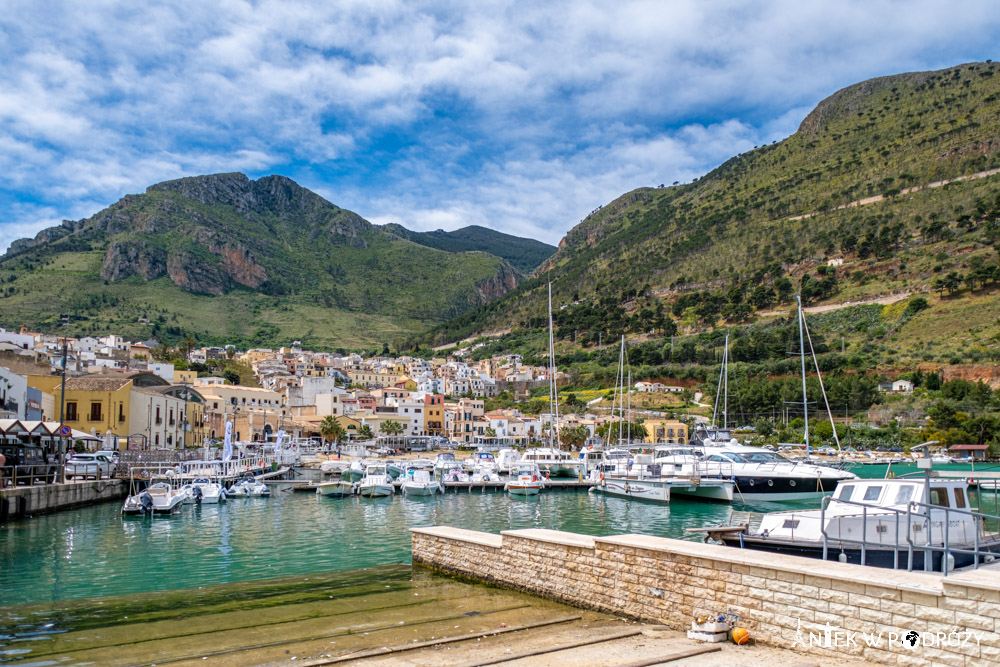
top-left (0, 464), bottom-right (58, 487)
top-left (819, 495), bottom-right (1000, 576)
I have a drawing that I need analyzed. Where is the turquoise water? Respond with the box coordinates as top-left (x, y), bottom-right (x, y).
top-left (2, 462), bottom-right (997, 606)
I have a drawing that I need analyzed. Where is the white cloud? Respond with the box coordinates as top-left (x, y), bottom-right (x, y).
top-left (1, 0), bottom-right (999, 252)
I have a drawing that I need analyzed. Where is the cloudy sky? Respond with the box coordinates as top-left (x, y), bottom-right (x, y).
top-left (1, 1), bottom-right (998, 252)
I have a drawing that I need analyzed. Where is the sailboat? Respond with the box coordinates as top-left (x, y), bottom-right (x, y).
top-left (690, 297), bottom-right (856, 501)
top-left (508, 283), bottom-right (559, 495)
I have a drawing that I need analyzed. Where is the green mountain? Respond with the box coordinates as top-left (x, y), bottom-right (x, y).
top-left (381, 224), bottom-right (556, 273)
top-left (0, 173), bottom-right (523, 349)
top-left (418, 62), bottom-right (1000, 367)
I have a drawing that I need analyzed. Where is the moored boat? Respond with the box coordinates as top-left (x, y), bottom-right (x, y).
top-left (316, 480), bottom-right (356, 497)
top-left (401, 469), bottom-right (443, 496)
top-left (358, 464), bottom-right (394, 498)
top-left (122, 481), bottom-right (187, 515)
top-left (505, 462), bottom-right (543, 496)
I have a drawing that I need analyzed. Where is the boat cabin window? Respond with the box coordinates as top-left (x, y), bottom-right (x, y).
top-left (862, 486), bottom-right (882, 502)
top-left (838, 485), bottom-right (854, 501)
top-left (743, 452), bottom-right (781, 463)
top-left (953, 488), bottom-right (966, 509)
top-left (893, 485), bottom-right (915, 505)
top-left (929, 488), bottom-right (950, 507)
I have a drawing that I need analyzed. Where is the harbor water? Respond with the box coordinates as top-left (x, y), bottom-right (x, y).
top-left (3, 462), bottom-right (997, 607)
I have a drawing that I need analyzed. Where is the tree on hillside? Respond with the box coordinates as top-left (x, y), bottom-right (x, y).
top-left (558, 424), bottom-right (590, 448)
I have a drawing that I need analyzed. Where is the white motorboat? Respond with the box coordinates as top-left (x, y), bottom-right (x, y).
top-left (440, 462), bottom-right (470, 483)
top-left (316, 480), bottom-right (355, 497)
top-left (467, 451), bottom-right (501, 482)
top-left (592, 453), bottom-right (734, 503)
top-left (179, 478), bottom-right (227, 504)
top-left (699, 445), bottom-right (855, 501)
top-left (712, 476), bottom-right (1000, 571)
top-left (930, 454), bottom-right (954, 464)
top-left (495, 448), bottom-right (522, 473)
top-left (401, 469), bottom-right (443, 496)
top-left (433, 452), bottom-right (458, 477)
top-left (521, 447), bottom-right (584, 478)
top-left (122, 482), bottom-right (188, 515)
top-left (505, 462), bottom-right (543, 496)
top-left (358, 463), bottom-right (394, 498)
top-left (229, 477), bottom-right (271, 497)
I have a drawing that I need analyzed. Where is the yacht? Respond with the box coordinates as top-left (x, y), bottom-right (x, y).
top-left (699, 444), bottom-right (855, 501)
top-left (521, 447), bottom-right (583, 478)
top-left (710, 476), bottom-right (1000, 571)
top-left (592, 453), bottom-right (734, 503)
top-left (505, 461), bottom-right (544, 496)
top-left (122, 481), bottom-right (188, 515)
top-left (401, 469), bottom-right (443, 496)
top-left (358, 463), bottom-right (394, 498)
top-left (433, 452), bottom-right (458, 477)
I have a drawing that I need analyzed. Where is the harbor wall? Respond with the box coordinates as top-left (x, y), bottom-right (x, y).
top-left (411, 527), bottom-right (1000, 666)
top-left (0, 480), bottom-right (127, 520)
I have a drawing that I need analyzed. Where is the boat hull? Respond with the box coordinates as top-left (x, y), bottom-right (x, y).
top-left (359, 484), bottom-right (393, 498)
top-left (722, 535), bottom-right (1000, 571)
top-left (593, 477), bottom-right (671, 503)
top-left (317, 482), bottom-right (355, 497)
top-left (401, 483), bottom-right (441, 496)
top-left (731, 475), bottom-right (844, 502)
top-left (506, 484), bottom-right (541, 496)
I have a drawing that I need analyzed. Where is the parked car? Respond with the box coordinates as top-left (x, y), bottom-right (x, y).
top-left (0, 443), bottom-right (58, 485)
top-left (65, 453), bottom-right (115, 480)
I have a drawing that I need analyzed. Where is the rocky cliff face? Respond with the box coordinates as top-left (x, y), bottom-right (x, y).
top-left (472, 260), bottom-right (520, 304)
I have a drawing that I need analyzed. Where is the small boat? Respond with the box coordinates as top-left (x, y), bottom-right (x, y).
top-left (466, 451), bottom-right (501, 481)
top-left (433, 452), bottom-right (457, 477)
top-left (358, 464), bottom-right (394, 498)
top-left (495, 448), bottom-right (522, 473)
top-left (440, 463), bottom-right (470, 483)
top-left (316, 480), bottom-right (356, 497)
top-left (930, 454), bottom-right (954, 464)
top-left (707, 476), bottom-right (1000, 571)
top-left (341, 461), bottom-right (365, 483)
top-left (179, 478), bottom-right (227, 504)
top-left (505, 462), bottom-right (543, 496)
top-left (122, 482), bottom-right (187, 515)
top-left (229, 477), bottom-right (271, 497)
top-left (385, 461), bottom-right (405, 480)
top-left (401, 469), bottom-right (443, 496)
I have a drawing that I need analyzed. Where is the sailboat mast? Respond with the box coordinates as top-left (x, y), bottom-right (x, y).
top-left (617, 336), bottom-right (625, 446)
top-left (723, 332), bottom-right (729, 430)
top-left (797, 295), bottom-right (809, 452)
top-left (548, 282), bottom-right (558, 448)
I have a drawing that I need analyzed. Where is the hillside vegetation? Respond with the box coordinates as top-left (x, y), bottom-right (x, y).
top-left (416, 62), bottom-right (1000, 368)
top-left (381, 224), bottom-right (555, 273)
top-left (0, 174), bottom-right (523, 349)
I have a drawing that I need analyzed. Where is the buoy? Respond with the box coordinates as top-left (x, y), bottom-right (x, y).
top-left (730, 627), bottom-right (750, 645)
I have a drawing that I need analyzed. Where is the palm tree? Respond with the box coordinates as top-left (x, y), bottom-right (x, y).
top-left (484, 427), bottom-right (497, 439)
top-left (358, 424), bottom-right (374, 440)
top-left (320, 415), bottom-right (345, 446)
top-left (380, 420), bottom-right (404, 436)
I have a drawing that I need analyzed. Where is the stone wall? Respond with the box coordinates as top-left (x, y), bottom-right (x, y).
top-left (412, 527), bottom-right (1000, 666)
top-left (1, 479), bottom-right (127, 520)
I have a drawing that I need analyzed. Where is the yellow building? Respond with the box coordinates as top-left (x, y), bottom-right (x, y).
top-left (643, 418), bottom-right (688, 444)
top-left (423, 394), bottom-right (444, 436)
top-left (27, 375), bottom-right (134, 442)
top-left (173, 370), bottom-right (197, 384)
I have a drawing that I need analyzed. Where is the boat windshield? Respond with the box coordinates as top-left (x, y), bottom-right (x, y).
top-left (437, 453), bottom-right (455, 462)
top-left (739, 452), bottom-right (784, 463)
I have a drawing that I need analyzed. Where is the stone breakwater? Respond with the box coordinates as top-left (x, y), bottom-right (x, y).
top-left (411, 527), bottom-right (1000, 666)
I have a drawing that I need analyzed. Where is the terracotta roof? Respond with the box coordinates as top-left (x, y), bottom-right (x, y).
top-left (65, 377), bottom-right (133, 391)
top-left (950, 444), bottom-right (989, 450)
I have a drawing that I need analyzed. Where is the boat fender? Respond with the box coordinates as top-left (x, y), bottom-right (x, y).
top-left (624, 482), bottom-right (630, 494)
top-left (532, 475), bottom-right (537, 482)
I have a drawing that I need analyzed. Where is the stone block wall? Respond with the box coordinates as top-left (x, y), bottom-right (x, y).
top-left (411, 527), bottom-right (1000, 666)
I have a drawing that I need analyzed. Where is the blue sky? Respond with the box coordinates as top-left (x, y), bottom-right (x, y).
top-left (1, 1), bottom-right (999, 253)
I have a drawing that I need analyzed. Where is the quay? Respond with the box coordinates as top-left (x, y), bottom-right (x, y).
top-left (411, 526), bottom-right (1000, 666)
top-left (287, 478), bottom-right (597, 493)
top-left (0, 479), bottom-right (127, 520)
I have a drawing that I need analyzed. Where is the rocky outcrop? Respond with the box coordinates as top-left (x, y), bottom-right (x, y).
top-left (472, 260), bottom-right (520, 304)
top-left (166, 249), bottom-right (231, 296)
top-left (100, 241), bottom-right (167, 281)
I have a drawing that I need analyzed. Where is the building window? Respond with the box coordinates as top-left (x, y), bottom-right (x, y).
top-left (66, 401), bottom-right (78, 421)
top-left (155, 434), bottom-right (160, 446)
top-left (155, 407), bottom-right (162, 425)
top-left (90, 402), bottom-right (103, 422)
top-left (169, 409), bottom-right (175, 426)
top-left (118, 404), bottom-right (126, 422)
